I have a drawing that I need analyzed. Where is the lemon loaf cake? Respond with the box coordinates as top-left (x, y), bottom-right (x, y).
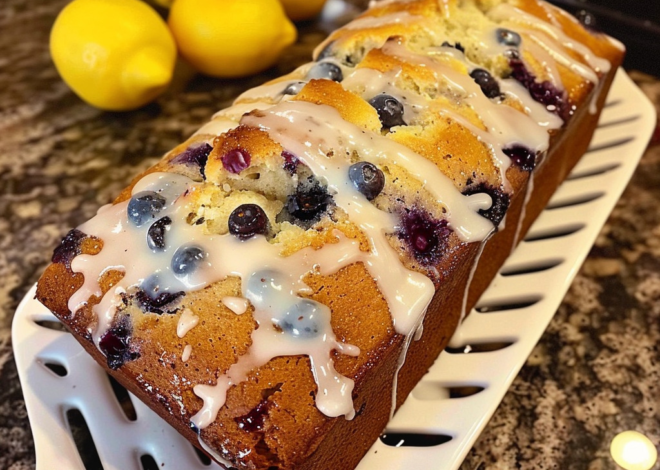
top-left (36, 0), bottom-right (624, 468)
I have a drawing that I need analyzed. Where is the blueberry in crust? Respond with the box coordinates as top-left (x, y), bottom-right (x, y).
top-left (171, 245), bottom-right (205, 277)
top-left (98, 315), bottom-right (139, 370)
top-left (221, 148), bottom-right (251, 174)
top-left (462, 183), bottom-right (510, 227)
top-left (127, 191), bottom-right (166, 227)
top-left (228, 204), bottom-right (268, 240)
top-left (398, 209), bottom-right (453, 266)
top-left (147, 216), bottom-right (172, 251)
top-left (349, 162), bottom-right (385, 200)
top-left (368, 94), bottom-right (406, 130)
top-left (470, 68), bottom-right (502, 99)
top-left (170, 143), bottom-right (213, 179)
top-left (307, 62), bottom-right (343, 82)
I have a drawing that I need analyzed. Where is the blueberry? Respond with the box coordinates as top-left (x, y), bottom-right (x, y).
top-left (369, 94), bottom-right (406, 130)
top-left (470, 69), bottom-right (502, 99)
top-left (228, 204), bottom-right (268, 240)
top-left (246, 270), bottom-right (284, 305)
top-left (171, 245), bottom-right (205, 277)
top-left (127, 191), bottom-right (166, 227)
top-left (170, 143), bottom-right (213, 179)
top-left (99, 316), bottom-right (139, 370)
top-left (462, 183), bottom-right (510, 227)
top-left (398, 209), bottom-right (452, 266)
top-left (286, 184), bottom-right (332, 222)
top-left (135, 274), bottom-right (184, 314)
top-left (503, 145), bottom-right (537, 172)
top-left (441, 41), bottom-right (465, 53)
top-left (278, 300), bottom-right (323, 339)
top-left (281, 150), bottom-right (300, 174)
top-left (349, 162), bottom-right (385, 200)
top-left (221, 148), bottom-right (251, 174)
top-left (147, 216), bottom-right (171, 251)
top-left (508, 58), bottom-right (567, 118)
top-left (307, 62), bottom-right (343, 82)
top-left (283, 81), bottom-right (306, 96)
top-left (576, 10), bottom-right (598, 31)
top-left (52, 228), bottom-right (86, 267)
top-left (496, 28), bottom-right (521, 47)
top-left (235, 400), bottom-right (270, 432)
top-left (316, 41), bottom-right (336, 61)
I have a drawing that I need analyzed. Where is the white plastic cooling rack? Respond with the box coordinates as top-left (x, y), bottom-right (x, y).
top-left (12, 70), bottom-right (656, 470)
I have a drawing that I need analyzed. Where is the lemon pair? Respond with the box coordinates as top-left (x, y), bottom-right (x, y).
top-left (51, 0), bottom-right (298, 110)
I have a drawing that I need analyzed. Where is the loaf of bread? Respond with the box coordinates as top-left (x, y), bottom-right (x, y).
top-left (36, 0), bottom-right (624, 468)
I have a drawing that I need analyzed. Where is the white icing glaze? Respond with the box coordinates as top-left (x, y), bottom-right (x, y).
top-left (212, 101), bottom-right (274, 121)
top-left (499, 78), bottom-right (563, 129)
top-left (341, 67), bottom-right (430, 122)
top-left (69, 173), bottom-right (198, 342)
top-left (192, 269), bottom-right (361, 428)
top-left (177, 308), bottom-right (199, 338)
top-left (221, 296), bottom-right (249, 315)
top-left (182, 344), bottom-right (193, 362)
top-left (71, 172), bottom-right (369, 425)
top-left (488, 4), bottom-right (610, 79)
top-left (511, 168), bottom-right (535, 252)
top-left (523, 29), bottom-right (599, 84)
top-left (235, 80), bottom-right (302, 103)
top-left (381, 40), bottom-right (556, 190)
top-left (460, 238), bottom-right (488, 324)
top-left (244, 100), bottom-right (494, 244)
top-left (342, 11), bottom-right (420, 30)
top-left (193, 117), bottom-right (238, 137)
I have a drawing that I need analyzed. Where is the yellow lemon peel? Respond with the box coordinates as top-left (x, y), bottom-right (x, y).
top-left (168, 0), bottom-right (297, 78)
top-left (280, 0), bottom-right (328, 22)
top-left (51, 0), bottom-right (177, 111)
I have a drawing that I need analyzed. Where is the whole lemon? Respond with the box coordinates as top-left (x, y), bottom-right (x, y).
top-left (168, 0), bottom-right (297, 78)
top-left (50, 0), bottom-right (177, 111)
top-left (279, 0), bottom-right (328, 21)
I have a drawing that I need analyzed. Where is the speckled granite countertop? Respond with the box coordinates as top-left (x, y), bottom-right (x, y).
top-left (1, 1), bottom-right (659, 469)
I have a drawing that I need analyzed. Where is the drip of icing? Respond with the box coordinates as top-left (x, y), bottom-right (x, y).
top-left (498, 78), bottom-right (563, 128)
top-left (182, 344), bottom-right (193, 362)
top-left (341, 11), bottom-right (420, 30)
top-left (212, 102), bottom-right (275, 122)
top-left (192, 270), bottom-right (361, 428)
top-left (460, 238), bottom-right (488, 324)
top-left (390, 306), bottom-right (427, 420)
top-left (523, 29), bottom-right (599, 84)
top-left (515, 36), bottom-right (565, 88)
top-left (177, 308), bottom-right (199, 338)
top-left (194, 429), bottom-right (235, 468)
top-left (221, 296), bottom-right (249, 315)
top-left (235, 80), bottom-right (303, 103)
top-left (381, 40), bottom-right (555, 190)
top-left (342, 67), bottom-right (431, 122)
top-left (194, 117), bottom-right (238, 137)
top-left (511, 169), bottom-right (535, 252)
top-left (69, 173), bottom-right (200, 342)
top-left (244, 100), bottom-right (494, 244)
top-left (488, 4), bottom-right (610, 77)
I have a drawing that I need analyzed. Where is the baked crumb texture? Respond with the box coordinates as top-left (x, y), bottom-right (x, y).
top-left (36, 0), bottom-right (624, 468)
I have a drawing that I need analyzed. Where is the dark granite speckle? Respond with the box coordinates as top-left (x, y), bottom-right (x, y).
top-left (1, 0), bottom-right (659, 469)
